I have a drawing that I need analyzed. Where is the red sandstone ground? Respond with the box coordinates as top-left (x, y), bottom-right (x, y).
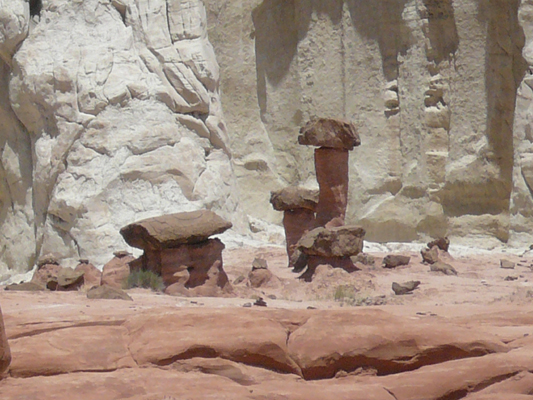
top-left (1, 243), bottom-right (533, 399)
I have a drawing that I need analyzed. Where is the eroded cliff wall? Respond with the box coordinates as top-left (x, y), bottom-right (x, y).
top-left (0, 0), bottom-right (245, 274)
top-left (206, 0), bottom-right (529, 247)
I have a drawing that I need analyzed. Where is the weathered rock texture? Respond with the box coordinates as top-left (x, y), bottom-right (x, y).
top-left (121, 211), bottom-right (232, 296)
top-left (270, 187), bottom-right (318, 267)
top-left (0, 304), bottom-right (10, 377)
top-left (204, 0), bottom-right (530, 247)
top-left (0, 0), bottom-right (244, 275)
top-left (3, 293), bottom-right (533, 399)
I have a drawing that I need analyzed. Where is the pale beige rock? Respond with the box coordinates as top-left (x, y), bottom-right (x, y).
top-left (87, 285), bottom-right (132, 301)
top-left (205, 0), bottom-right (526, 246)
top-left (0, 304), bottom-right (10, 377)
top-left (1, 0), bottom-right (245, 274)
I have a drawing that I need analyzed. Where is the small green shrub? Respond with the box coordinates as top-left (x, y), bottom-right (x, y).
top-left (333, 285), bottom-right (357, 303)
top-left (126, 269), bottom-right (164, 291)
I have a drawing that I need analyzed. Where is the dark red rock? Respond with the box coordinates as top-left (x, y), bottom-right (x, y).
top-left (382, 255), bottom-right (411, 269)
top-left (298, 118), bottom-right (361, 150)
top-left (120, 210), bottom-right (232, 249)
top-left (159, 238), bottom-right (232, 297)
top-left (314, 148), bottom-right (349, 226)
top-left (428, 237), bottom-right (450, 252)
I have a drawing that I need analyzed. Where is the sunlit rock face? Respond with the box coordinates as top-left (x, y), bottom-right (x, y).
top-left (0, 0), bottom-right (245, 274)
top-left (206, 0), bottom-right (528, 247)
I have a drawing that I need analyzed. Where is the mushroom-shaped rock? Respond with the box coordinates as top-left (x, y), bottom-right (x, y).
top-left (270, 187), bottom-right (318, 269)
top-left (120, 210), bottom-right (232, 250)
top-left (120, 211), bottom-right (233, 297)
top-left (298, 118), bottom-right (361, 150)
top-left (298, 118), bottom-right (360, 226)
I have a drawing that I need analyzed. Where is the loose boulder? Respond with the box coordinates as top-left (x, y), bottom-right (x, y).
top-left (427, 237), bottom-right (450, 252)
top-left (501, 259), bottom-right (516, 270)
top-left (298, 226), bottom-right (365, 258)
top-left (392, 281), bottom-right (420, 295)
top-left (421, 246), bottom-right (440, 264)
top-left (248, 258), bottom-right (274, 288)
top-left (297, 225), bottom-right (365, 280)
top-left (382, 255), bottom-right (411, 269)
top-left (5, 282), bottom-right (46, 291)
top-left (56, 268), bottom-right (85, 291)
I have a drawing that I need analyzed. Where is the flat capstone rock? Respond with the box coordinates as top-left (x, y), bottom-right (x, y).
top-left (270, 187), bottom-right (319, 211)
top-left (120, 210), bottom-right (232, 250)
top-left (298, 118), bottom-right (361, 150)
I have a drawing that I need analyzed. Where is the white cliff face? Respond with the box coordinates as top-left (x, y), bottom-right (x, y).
top-left (0, 0), bottom-right (244, 274)
top-left (205, 0), bottom-right (528, 247)
top-left (511, 0), bottom-right (533, 246)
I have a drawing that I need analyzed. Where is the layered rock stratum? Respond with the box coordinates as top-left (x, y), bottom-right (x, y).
top-left (205, 0), bottom-right (533, 247)
top-left (3, 0), bottom-right (533, 275)
top-left (0, 0), bottom-right (243, 274)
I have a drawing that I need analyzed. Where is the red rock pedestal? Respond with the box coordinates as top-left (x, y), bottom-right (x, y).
top-left (270, 187), bottom-right (318, 269)
top-left (160, 239), bottom-right (229, 290)
top-left (283, 209), bottom-right (316, 267)
top-left (120, 211), bottom-right (233, 297)
top-left (314, 147), bottom-right (349, 226)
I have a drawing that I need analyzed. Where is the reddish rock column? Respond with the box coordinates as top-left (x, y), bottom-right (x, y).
top-left (298, 118), bottom-right (360, 227)
top-left (314, 147), bottom-right (349, 226)
top-left (270, 187), bottom-right (318, 269)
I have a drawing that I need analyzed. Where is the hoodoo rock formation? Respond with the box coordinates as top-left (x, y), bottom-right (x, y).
top-left (272, 118), bottom-right (365, 279)
top-left (3, 0), bottom-right (533, 275)
top-left (120, 210), bottom-right (233, 296)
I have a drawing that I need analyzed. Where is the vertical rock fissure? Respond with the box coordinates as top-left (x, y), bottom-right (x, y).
top-left (484, 0), bottom-right (527, 213)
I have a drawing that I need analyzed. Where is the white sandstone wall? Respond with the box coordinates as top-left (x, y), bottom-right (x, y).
top-left (206, 0), bottom-right (528, 247)
top-left (0, 0), bottom-right (245, 274)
